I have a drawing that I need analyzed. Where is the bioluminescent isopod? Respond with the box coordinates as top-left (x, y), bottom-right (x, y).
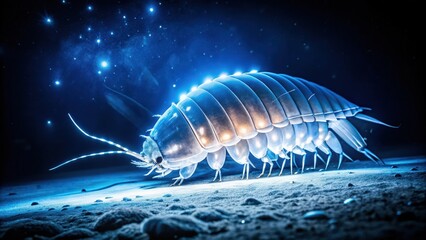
top-left (50, 72), bottom-right (396, 185)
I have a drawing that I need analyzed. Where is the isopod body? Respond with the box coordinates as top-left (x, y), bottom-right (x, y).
top-left (52, 71), bottom-right (394, 185)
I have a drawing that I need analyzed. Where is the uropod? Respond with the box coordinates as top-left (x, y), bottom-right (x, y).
top-left (50, 72), bottom-right (396, 185)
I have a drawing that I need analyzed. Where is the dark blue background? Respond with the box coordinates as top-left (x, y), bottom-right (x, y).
top-left (1, 0), bottom-right (424, 183)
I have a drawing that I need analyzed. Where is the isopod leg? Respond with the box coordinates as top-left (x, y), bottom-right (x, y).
top-left (171, 163), bottom-right (198, 186)
top-left (325, 153), bottom-right (332, 170)
top-left (337, 154), bottom-right (343, 170)
top-left (207, 148), bottom-right (226, 182)
top-left (313, 153), bottom-right (317, 169)
top-left (171, 177), bottom-right (184, 186)
top-left (257, 157), bottom-right (273, 178)
top-left (241, 163), bottom-right (250, 180)
top-left (212, 169), bottom-right (223, 182)
top-left (279, 150), bottom-right (289, 176)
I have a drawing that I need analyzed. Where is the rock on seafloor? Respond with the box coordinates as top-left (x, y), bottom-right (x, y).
top-left (303, 210), bottom-right (329, 220)
top-left (52, 228), bottom-right (95, 240)
top-left (141, 215), bottom-right (209, 239)
top-left (2, 218), bottom-right (63, 239)
top-left (94, 208), bottom-right (152, 232)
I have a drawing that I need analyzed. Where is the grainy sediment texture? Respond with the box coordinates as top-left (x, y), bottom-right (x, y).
top-left (0, 158), bottom-right (425, 239)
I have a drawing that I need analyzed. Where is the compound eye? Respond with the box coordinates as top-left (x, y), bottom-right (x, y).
top-left (155, 156), bottom-right (163, 164)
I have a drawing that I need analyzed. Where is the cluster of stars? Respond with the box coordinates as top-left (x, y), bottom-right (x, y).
top-left (42, 1), bottom-right (261, 130)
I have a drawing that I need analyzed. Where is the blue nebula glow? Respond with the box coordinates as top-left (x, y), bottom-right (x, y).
top-left (97, 70), bottom-right (102, 75)
top-left (96, 38), bottom-right (101, 44)
top-left (47, 120), bottom-right (52, 126)
top-left (149, 7), bottom-right (154, 13)
top-left (87, 27), bottom-right (92, 31)
top-left (87, 5), bottom-right (93, 11)
top-left (100, 60), bottom-right (109, 68)
top-left (110, 31), bottom-right (114, 35)
top-left (190, 86), bottom-right (197, 92)
top-left (123, 15), bottom-right (126, 19)
top-left (249, 69), bottom-right (258, 73)
top-left (172, 84), bottom-right (176, 88)
top-left (44, 17), bottom-right (53, 25)
top-left (54, 80), bottom-right (61, 86)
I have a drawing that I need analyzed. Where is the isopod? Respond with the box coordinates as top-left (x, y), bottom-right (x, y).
top-left (51, 72), bottom-right (395, 185)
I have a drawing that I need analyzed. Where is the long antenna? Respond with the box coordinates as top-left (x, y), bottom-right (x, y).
top-left (49, 114), bottom-right (148, 170)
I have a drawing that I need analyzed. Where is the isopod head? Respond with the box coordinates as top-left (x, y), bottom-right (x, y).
top-left (143, 104), bottom-right (207, 171)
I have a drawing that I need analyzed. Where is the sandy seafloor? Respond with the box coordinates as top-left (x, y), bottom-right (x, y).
top-left (0, 156), bottom-right (425, 240)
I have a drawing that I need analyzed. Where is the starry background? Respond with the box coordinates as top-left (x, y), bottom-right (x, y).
top-left (1, 0), bottom-right (424, 183)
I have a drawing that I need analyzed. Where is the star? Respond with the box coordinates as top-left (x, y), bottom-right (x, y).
top-left (100, 61), bottom-right (108, 68)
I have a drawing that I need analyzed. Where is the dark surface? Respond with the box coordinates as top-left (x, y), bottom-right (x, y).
top-left (1, 1), bottom-right (424, 183)
top-left (0, 157), bottom-right (425, 239)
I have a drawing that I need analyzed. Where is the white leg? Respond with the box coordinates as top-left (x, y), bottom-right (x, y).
top-left (246, 163), bottom-right (250, 180)
top-left (171, 177), bottom-right (183, 186)
top-left (257, 162), bottom-right (267, 178)
top-left (267, 162), bottom-right (274, 177)
top-left (325, 153), bottom-right (332, 170)
top-left (313, 152), bottom-right (317, 169)
top-left (213, 170), bottom-right (219, 182)
top-left (337, 153), bottom-right (343, 169)
top-left (241, 164), bottom-right (246, 180)
top-left (279, 158), bottom-right (287, 176)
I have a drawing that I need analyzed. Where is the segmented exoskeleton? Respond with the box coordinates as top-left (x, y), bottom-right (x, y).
top-left (51, 72), bottom-right (395, 185)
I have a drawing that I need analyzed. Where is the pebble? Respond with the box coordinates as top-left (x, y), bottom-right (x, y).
top-left (94, 208), bottom-right (152, 232)
top-left (8, 192), bottom-right (17, 196)
top-left (48, 208), bottom-right (55, 211)
top-left (117, 223), bottom-right (145, 239)
top-left (343, 198), bottom-right (356, 204)
top-left (169, 204), bottom-right (196, 211)
top-left (142, 215), bottom-right (208, 239)
top-left (348, 183), bottom-right (354, 187)
top-left (95, 199), bottom-right (103, 203)
top-left (192, 209), bottom-right (226, 222)
top-left (173, 198), bottom-right (181, 202)
top-left (122, 197), bottom-right (132, 202)
top-left (62, 205), bottom-right (70, 208)
top-left (394, 173), bottom-right (402, 178)
top-left (163, 193), bottom-right (172, 197)
top-left (52, 228), bottom-right (95, 240)
top-left (105, 196), bottom-right (113, 199)
top-left (242, 198), bottom-right (262, 206)
top-left (391, 165), bottom-right (398, 168)
top-left (81, 189), bottom-right (87, 192)
top-left (135, 195), bottom-right (143, 198)
top-left (256, 214), bottom-right (277, 221)
top-left (303, 210), bottom-right (329, 220)
top-left (411, 167), bottom-right (418, 171)
top-left (31, 202), bottom-right (39, 206)
top-left (2, 219), bottom-right (63, 239)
